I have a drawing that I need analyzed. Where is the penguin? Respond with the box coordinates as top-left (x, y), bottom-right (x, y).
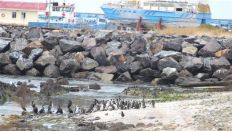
top-left (39, 105), bottom-right (45, 114)
top-left (151, 100), bottom-right (155, 108)
top-left (47, 101), bottom-right (52, 114)
top-left (56, 105), bottom-right (63, 114)
top-left (31, 101), bottom-right (38, 114)
top-left (121, 111), bottom-right (125, 118)
top-left (67, 100), bottom-right (74, 114)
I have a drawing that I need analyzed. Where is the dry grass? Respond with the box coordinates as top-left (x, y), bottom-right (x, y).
top-left (156, 25), bottom-right (232, 38)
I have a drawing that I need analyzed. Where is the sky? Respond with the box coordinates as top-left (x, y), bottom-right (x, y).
top-left (4, 0), bottom-right (232, 19)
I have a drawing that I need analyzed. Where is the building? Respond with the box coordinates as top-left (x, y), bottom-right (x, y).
top-left (0, 1), bottom-right (46, 26)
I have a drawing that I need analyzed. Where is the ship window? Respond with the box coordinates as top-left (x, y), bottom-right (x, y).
top-left (12, 12), bottom-right (16, 18)
top-left (21, 12), bottom-right (26, 19)
top-left (176, 8), bottom-right (183, 12)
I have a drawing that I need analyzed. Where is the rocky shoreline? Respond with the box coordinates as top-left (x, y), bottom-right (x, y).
top-left (0, 26), bottom-right (232, 86)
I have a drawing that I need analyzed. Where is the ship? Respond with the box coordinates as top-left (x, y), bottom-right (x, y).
top-left (28, 2), bottom-right (108, 29)
top-left (101, 0), bottom-right (232, 28)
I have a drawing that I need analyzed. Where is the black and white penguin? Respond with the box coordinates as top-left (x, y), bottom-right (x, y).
top-left (121, 111), bottom-right (125, 118)
top-left (151, 100), bottom-right (155, 108)
top-left (67, 100), bottom-right (74, 114)
top-left (56, 105), bottom-right (63, 114)
top-left (39, 105), bottom-right (45, 114)
top-left (32, 101), bottom-right (38, 114)
top-left (47, 101), bottom-right (52, 114)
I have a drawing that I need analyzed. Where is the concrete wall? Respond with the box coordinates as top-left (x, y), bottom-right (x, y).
top-left (0, 9), bottom-right (39, 26)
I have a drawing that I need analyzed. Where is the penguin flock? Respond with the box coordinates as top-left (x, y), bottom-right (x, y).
top-left (25, 97), bottom-right (156, 116)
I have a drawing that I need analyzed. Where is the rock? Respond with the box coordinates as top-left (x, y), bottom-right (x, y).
top-left (59, 39), bottom-right (83, 53)
top-left (81, 57), bottom-right (99, 70)
top-left (215, 49), bottom-right (230, 58)
top-left (195, 73), bottom-right (209, 81)
top-left (105, 40), bottom-right (122, 56)
top-left (40, 79), bottom-right (66, 96)
top-left (175, 77), bottom-right (201, 85)
top-left (44, 64), bottom-right (60, 78)
top-left (150, 56), bottom-right (159, 69)
top-left (95, 66), bottom-right (117, 74)
top-left (22, 41), bottom-right (43, 55)
top-left (212, 68), bottom-right (230, 80)
top-left (0, 38), bottom-right (10, 53)
top-left (27, 27), bottom-right (43, 41)
top-left (135, 68), bottom-right (160, 82)
top-left (222, 74), bottom-right (232, 81)
top-left (59, 59), bottom-right (80, 76)
top-left (129, 61), bottom-right (142, 74)
top-left (26, 68), bottom-right (40, 76)
top-left (154, 50), bottom-right (181, 59)
top-left (16, 57), bottom-right (33, 71)
top-left (198, 39), bottom-right (222, 57)
top-left (56, 77), bottom-right (69, 85)
top-left (161, 67), bottom-right (178, 80)
top-left (95, 30), bottom-right (112, 44)
top-left (50, 45), bottom-right (63, 58)
top-left (89, 83), bottom-right (101, 90)
top-left (90, 47), bottom-right (108, 66)
top-left (2, 64), bottom-right (21, 75)
top-left (89, 72), bottom-right (114, 81)
top-left (224, 49), bottom-right (232, 62)
top-left (129, 36), bottom-right (146, 54)
top-left (42, 35), bottom-right (59, 50)
top-left (28, 48), bottom-right (43, 61)
top-left (35, 51), bottom-right (56, 67)
top-left (202, 57), bottom-right (213, 72)
top-left (72, 71), bottom-right (90, 79)
top-left (182, 46), bottom-right (198, 56)
top-left (0, 53), bottom-right (11, 67)
top-left (158, 57), bottom-right (181, 71)
top-left (211, 57), bottom-right (230, 71)
top-left (74, 52), bottom-right (85, 63)
top-left (180, 56), bottom-right (203, 74)
top-left (116, 72), bottom-right (132, 82)
top-left (10, 38), bottom-right (27, 51)
top-left (9, 51), bottom-right (26, 63)
top-left (179, 69), bottom-right (193, 77)
top-left (109, 54), bottom-right (127, 65)
top-left (135, 54), bottom-right (151, 68)
top-left (81, 37), bottom-right (96, 50)
top-left (163, 39), bottom-right (182, 52)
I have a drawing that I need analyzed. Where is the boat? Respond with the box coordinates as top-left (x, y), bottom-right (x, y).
top-left (28, 2), bottom-right (108, 29)
top-left (101, 0), bottom-right (232, 28)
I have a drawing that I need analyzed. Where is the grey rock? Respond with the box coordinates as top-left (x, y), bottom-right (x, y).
top-left (195, 73), bottom-right (209, 81)
top-left (211, 57), bottom-right (230, 71)
top-left (81, 57), bottom-right (99, 70)
top-left (175, 77), bottom-right (201, 85)
top-left (163, 39), bottom-right (183, 52)
top-left (161, 67), bottom-right (178, 79)
top-left (198, 39), bottom-right (222, 57)
top-left (27, 27), bottom-right (43, 41)
top-left (82, 37), bottom-right (96, 50)
top-left (89, 72), bottom-right (114, 81)
top-left (59, 39), bottom-right (83, 53)
top-left (50, 45), bottom-right (63, 58)
top-left (28, 48), bottom-right (43, 61)
top-left (10, 38), bottom-right (27, 51)
top-left (44, 64), bottom-right (60, 78)
top-left (212, 68), bottom-right (230, 80)
top-left (3, 64), bottom-right (21, 75)
top-left (0, 53), bottom-right (11, 67)
top-left (154, 50), bottom-right (181, 59)
top-left (9, 51), bottom-right (26, 63)
top-left (135, 68), bottom-right (160, 82)
top-left (89, 83), bottom-right (101, 90)
top-left (0, 38), bottom-right (10, 52)
top-left (129, 36), bottom-right (146, 54)
top-left (150, 56), bottom-right (159, 69)
top-left (42, 35), bottom-right (59, 50)
top-left (35, 51), bottom-right (56, 67)
top-left (180, 56), bottom-right (203, 74)
top-left (59, 59), bottom-right (80, 76)
top-left (90, 47), bottom-right (108, 66)
top-left (182, 45), bottom-right (198, 56)
top-left (16, 57), bottom-right (33, 71)
top-left (129, 61), bottom-right (142, 74)
top-left (222, 74), bottom-right (232, 81)
top-left (158, 57), bottom-right (181, 71)
top-left (116, 71), bottom-right (132, 82)
top-left (26, 68), bottom-right (40, 76)
top-left (135, 54), bottom-right (151, 68)
top-left (106, 40), bottom-right (122, 56)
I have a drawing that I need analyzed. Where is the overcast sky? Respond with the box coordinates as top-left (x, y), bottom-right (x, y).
top-left (5, 0), bottom-right (232, 19)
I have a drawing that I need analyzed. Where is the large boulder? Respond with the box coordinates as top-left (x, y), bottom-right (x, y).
top-left (163, 39), bottom-right (183, 52)
top-left (90, 72), bottom-right (114, 81)
top-left (105, 40), bottom-right (122, 56)
top-left (195, 73), bottom-right (209, 81)
top-left (35, 51), bottom-right (56, 67)
top-left (182, 45), bottom-right (198, 56)
top-left (129, 36), bottom-right (146, 54)
top-left (175, 77), bottom-right (201, 85)
top-left (59, 39), bottom-right (83, 53)
top-left (22, 41), bottom-right (43, 55)
top-left (90, 47), bottom-right (108, 66)
top-left (44, 64), bottom-right (60, 78)
top-left (81, 37), bottom-right (96, 50)
top-left (26, 68), bottom-right (40, 76)
top-left (42, 35), bottom-right (59, 50)
top-left (135, 54), bottom-right (151, 68)
top-left (211, 57), bottom-right (230, 71)
top-left (116, 71), bottom-right (132, 82)
top-left (59, 59), bottom-right (80, 76)
top-left (28, 48), bottom-right (43, 61)
top-left (81, 57), bottom-right (99, 70)
top-left (198, 39), bottom-right (222, 57)
top-left (158, 57), bottom-right (181, 71)
top-left (2, 64), bottom-right (21, 75)
top-left (0, 38), bottom-right (11, 53)
top-left (161, 67), bottom-right (179, 80)
top-left (154, 50), bottom-right (182, 59)
top-left (0, 53), bottom-right (11, 67)
top-left (10, 38), bottom-right (27, 51)
top-left (16, 57), bottom-right (33, 71)
top-left (95, 66), bottom-right (117, 74)
top-left (180, 56), bottom-right (203, 74)
top-left (27, 27), bottom-right (43, 41)
top-left (89, 83), bottom-right (101, 90)
top-left (212, 68), bottom-right (230, 80)
top-left (50, 45), bottom-right (63, 58)
top-left (9, 51), bottom-right (26, 63)
top-left (135, 68), bottom-right (160, 82)
top-left (129, 61), bottom-right (142, 74)
top-left (150, 56), bottom-right (159, 69)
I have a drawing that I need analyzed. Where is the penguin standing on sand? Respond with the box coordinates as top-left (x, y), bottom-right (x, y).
top-left (47, 101), bottom-right (52, 114)
top-left (56, 105), bottom-right (63, 114)
top-left (121, 111), bottom-right (125, 118)
top-left (151, 100), bottom-right (155, 108)
top-left (39, 105), bottom-right (45, 114)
